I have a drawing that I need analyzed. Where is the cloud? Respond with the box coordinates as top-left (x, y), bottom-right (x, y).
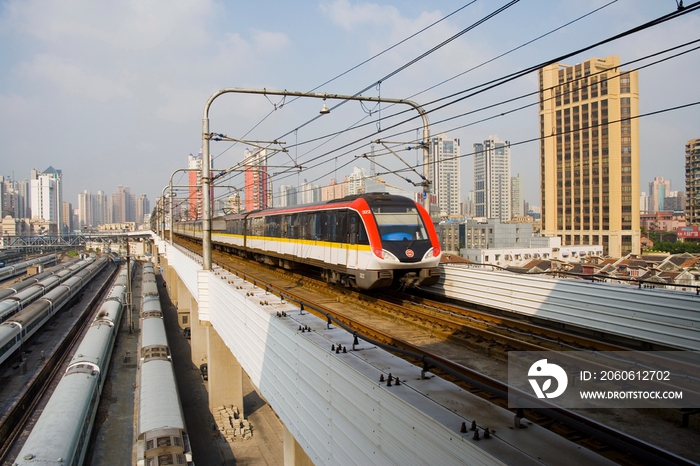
top-left (252, 29), bottom-right (290, 52)
top-left (1, 0), bottom-right (216, 52)
top-left (320, 0), bottom-right (400, 30)
top-left (18, 54), bottom-right (135, 103)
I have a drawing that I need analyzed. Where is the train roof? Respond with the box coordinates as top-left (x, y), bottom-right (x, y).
top-left (14, 374), bottom-right (97, 465)
top-left (141, 297), bottom-right (162, 313)
top-left (141, 317), bottom-right (168, 347)
top-left (70, 323), bottom-right (115, 367)
top-left (219, 192), bottom-right (419, 220)
top-left (141, 281), bottom-right (159, 297)
top-left (139, 359), bottom-right (185, 434)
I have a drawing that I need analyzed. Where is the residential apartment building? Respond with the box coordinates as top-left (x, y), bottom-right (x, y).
top-left (188, 152), bottom-right (203, 220)
top-left (136, 194), bottom-right (150, 225)
top-left (430, 133), bottom-right (460, 217)
top-left (687, 138), bottom-right (700, 225)
top-left (244, 148), bottom-right (270, 211)
top-left (278, 185), bottom-right (297, 207)
top-left (30, 166), bottom-right (63, 229)
top-left (539, 55), bottom-right (640, 257)
top-left (511, 173), bottom-right (524, 217)
top-left (474, 135), bottom-right (510, 222)
top-left (649, 176), bottom-right (671, 213)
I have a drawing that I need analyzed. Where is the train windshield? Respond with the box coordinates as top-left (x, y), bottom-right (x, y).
top-left (372, 206), bottom-right (428, 241)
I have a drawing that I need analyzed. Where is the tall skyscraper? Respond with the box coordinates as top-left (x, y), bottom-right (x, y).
top-left (474, 135), bottom-right (511, 221)
top-left (244, 149), bottom-right (270, 211)
top-left (300, 180), bottom-right (320, 204)
top-left (136, 194), bottom-right (150, 225)
top-left (639, 192), bottom-right (650, 215)
top-left (78, 190), bottom-right (93, 229)
top-left (278, 185), bottom-right (297, 207)
top-left (188, 151), bottom-right (203, 220)
top-left (539, 55), bottom-right (640, 256)
top-left (686, 138), bottom-right (700, 225)
top-left (429, 133), bottom-right (461, 217)
top-left (95, 190), bottom-right (109, 225)
top-left (648, 176), bottom-right (671, 213)
top-left (111, 185), bottom-right (134, 223)
top-left (61, 202), bottom-right (72, 232)
top-left (30, 167), bottom-right (63, 228)
top-left (347, 167), bottom-right (367, 195)
top-left (511, 173), bottom-right (524, 218)
top-left (16, 179), bottom-right (29, 219)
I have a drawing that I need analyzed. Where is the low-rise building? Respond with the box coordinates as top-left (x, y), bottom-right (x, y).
top-left (459, 218), bottom-right (603, 268)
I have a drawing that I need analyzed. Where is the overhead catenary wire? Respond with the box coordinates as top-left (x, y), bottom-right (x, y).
top-left (208, 1), bottom-right (618, 193)
top-left (211, 1), bottom-right (478, 163)
top-left (267, 5), bottom-right (700, 186)
top-left (261, 36), bottom-right (700, 198)
top-left (183, 3), bottom-right (700, 210)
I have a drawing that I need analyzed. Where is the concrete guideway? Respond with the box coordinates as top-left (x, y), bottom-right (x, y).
top-left (156, 237), bottom-right (619, 466)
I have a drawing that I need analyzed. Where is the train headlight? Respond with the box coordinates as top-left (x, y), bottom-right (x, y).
top-left (423, 247), bottom-right (441, 260)
top-left (381, 249), bottom-right (400, 262)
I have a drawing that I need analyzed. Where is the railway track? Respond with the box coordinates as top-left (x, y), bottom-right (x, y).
top-left (0, 264), bottom-right (118, 464)
top-left (174, 236), bottom-right (698, 465)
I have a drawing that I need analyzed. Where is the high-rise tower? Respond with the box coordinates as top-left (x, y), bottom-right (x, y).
top-left (188, 151), bottom-right (203, 220)
top-left (474, 135), bottom-right (510, 221)
top-left (244, 148), bottom-right (269, 211)
top-left (686, 138), bottom-right (700, 225)
top-left (429, 133), bottom-right (460, 217)
top-left (30, 167), bottom-right (63, 229)
top-left (539, 55), bottom-right (640, 256)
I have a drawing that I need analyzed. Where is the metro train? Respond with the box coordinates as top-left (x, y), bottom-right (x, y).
top-left (13, 261), bottom-right (128, 466)
top-left (0, 254), bottom-right (57, 281)
top-left (137, 261), bottom-right (194, 466)
top-left (0, 258), bottom-right (90, 323)
top-left (173, 193), bottom-right (442, 290)
top-left (0, 257), bottom-right (108, 367)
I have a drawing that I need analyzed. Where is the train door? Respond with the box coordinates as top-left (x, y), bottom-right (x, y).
top-left (330, 210), bottom-right (346, 266)
top-left (322, 211), bottom-right (333, 265)
top-left (346, 212), bottom-right (360, 270)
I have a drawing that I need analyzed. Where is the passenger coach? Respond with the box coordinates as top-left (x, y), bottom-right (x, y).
top-left (174, 193), bottom-right (441, 290)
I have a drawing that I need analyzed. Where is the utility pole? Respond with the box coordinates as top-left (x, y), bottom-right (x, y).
top-left (125, 231), bottom-right (133, 333)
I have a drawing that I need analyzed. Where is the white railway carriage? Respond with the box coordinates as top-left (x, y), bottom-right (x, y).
top-left (0, 257), bottom-right (108, 367)
top-left (142, 281), bottom-right (159, 298)
top-left (14, 261), bottom-right (125, 466)
top-left (14, 364), bottom-right (102, 465)
top-left (0, 300), bottom-right (20, 323)
top-left (174, 193), bottom-right (442, 290)
top-left (0, 254), bottom-right (57, 281)
top-left (137, 270), bottom-right (193, 465)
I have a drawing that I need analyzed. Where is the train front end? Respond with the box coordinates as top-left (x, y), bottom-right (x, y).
top-left (357, 194), bottom-right (441, 289)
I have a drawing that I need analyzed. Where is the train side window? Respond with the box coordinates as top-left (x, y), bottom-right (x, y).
top-left (289, 214), bottom-right (299, 239)
top-left (327, 211), bottom-right (336, 242)
top-left (318, 212), bottom-right (328, 240)
top-left (266, 215), bottom-right (280, 237)
top-left (307, 213), bottom-right (318, 239)
top-left (336, 210), bottom-right (348, 242)
top-left (358, 220), bottom-right (369, 245)
top-left (348, 212), bottom-right (359, 245)
top-left (299, 213), bottom-right (307, 239)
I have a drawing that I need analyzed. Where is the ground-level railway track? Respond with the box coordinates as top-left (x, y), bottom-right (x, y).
top-left (175, 235), bottom-right (697, 465)
top-left (0, 265), bottom-right (118, 464)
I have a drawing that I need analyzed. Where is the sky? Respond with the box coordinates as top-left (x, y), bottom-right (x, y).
top-left (1, 0), bottom-right (699, 214)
